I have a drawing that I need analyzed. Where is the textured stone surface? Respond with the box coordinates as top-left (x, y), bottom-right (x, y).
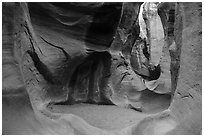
top-left (2, 2), bottom-right (202, 135)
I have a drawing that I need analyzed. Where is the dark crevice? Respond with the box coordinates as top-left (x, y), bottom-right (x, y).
top-left (181, 93), bottom-right (193, 99)
top-left (129, 105), bottom-right (142, 112)
top-left (40, 36), bottom-right (71, 60)
top-left (143, 39), bottom-right (150, 60)
top-left (120, 72), bottom-right (131, 82)
top-left (27, 50), bottom-right (55, 84)
top-left (23, 23), bottom-right (45, 56)
top-left (136, 64), bottom-right (161, 81)
top-left (168, 9), bottom-right (175, 36)
top-left (148, 64), bottom-right (161, 80)
top-left (116, 62), bottom-right (125, 68)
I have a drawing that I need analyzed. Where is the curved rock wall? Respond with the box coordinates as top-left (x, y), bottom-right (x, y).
top-left (2, 2), bottom-right (202, 135)
top-left (136, 2), bottom-right (202, 134)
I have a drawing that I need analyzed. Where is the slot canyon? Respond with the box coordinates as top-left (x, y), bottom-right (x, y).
top-left (2, 2), bottom-right (202, 135)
